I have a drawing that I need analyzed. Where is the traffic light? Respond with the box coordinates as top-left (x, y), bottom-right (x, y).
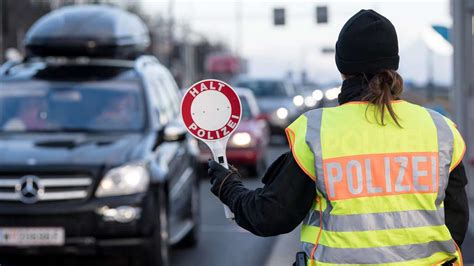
top-left (273, 8), bottom-right (285, 26)
top-left (316, 6), bottom-right (328, 24)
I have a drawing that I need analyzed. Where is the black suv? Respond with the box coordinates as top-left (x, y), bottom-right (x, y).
top-left (0, 5), bottom-right (199, 266)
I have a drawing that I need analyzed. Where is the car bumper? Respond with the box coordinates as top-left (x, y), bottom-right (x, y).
top-left (0, 192), bottom-right (156, 256)
top-left (0, 237), bottom-right (151, 256)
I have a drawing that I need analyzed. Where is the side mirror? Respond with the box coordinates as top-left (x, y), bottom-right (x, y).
top-left (163, 122), bottom-right (187, 142)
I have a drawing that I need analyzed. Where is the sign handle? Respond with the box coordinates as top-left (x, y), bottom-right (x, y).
top-left (208, 141), bottom-right (235, 220)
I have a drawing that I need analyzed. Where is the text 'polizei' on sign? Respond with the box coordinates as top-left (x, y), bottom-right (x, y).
top-left (181, 80), bottom-right (242, 141)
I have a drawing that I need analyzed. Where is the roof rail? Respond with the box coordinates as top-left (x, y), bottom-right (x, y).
top-left (1, 55), bottom-right (161, 77)
top-left (134, 55), bottom-right (160, 72)
top-left (0, 60), bottom-right (24, 76)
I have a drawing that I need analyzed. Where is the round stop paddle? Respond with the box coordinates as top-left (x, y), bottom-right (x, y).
top-left (181, 79), bottom-right (242, 219)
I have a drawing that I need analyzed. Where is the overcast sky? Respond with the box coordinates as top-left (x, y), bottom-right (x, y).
top-left (139, 0), bottom-right (452, 85)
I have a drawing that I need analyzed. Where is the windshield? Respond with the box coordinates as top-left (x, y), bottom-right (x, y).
top-left (240, 97), bottom-right (252, 120)
top-left (236, 80), bottom-right (289, 97)
top-left (0, 80), bottom-right (146, 132)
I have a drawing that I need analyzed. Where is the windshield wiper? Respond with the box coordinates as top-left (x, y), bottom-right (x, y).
top-left (35, 139), bottom-right (82, 149)
top-left (50, 127), bottom-right (108, 133)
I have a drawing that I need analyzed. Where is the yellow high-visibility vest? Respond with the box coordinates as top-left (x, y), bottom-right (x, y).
top-left (286, 100), bottom-right (465, 265)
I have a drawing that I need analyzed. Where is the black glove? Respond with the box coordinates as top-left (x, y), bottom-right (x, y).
top-left (208, 160), bottom-right (240, 199)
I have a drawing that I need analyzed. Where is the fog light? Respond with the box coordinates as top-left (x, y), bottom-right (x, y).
top-left (97, 206), bottom-right (141, 223)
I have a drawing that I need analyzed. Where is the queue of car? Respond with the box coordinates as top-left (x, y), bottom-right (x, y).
top-left (232, 78), bottom-right (335, 137)
top-left (233, 78), bottom-right (298, 136)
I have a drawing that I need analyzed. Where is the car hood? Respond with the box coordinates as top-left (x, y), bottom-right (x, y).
top-left (256, 97), bottom-right (294, 114)
top-left (0, 132), bottom-right (152, 167)
top-left (236, 119), bottom-right (260, 134)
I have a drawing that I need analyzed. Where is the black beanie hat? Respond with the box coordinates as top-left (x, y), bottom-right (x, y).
top-left (335, 9), bottom-right (399, 75)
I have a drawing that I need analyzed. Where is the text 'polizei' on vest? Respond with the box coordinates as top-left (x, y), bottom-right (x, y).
top-left (324, 152), bottom-right (439, 200)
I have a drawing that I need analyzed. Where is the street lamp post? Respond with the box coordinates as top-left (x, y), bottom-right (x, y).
top-left (452, 0), bottom-right (474, 175)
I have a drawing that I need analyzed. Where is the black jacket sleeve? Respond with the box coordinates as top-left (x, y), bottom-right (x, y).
top-left (444, 162), bottom-right (469, 246)
top-left (219, 151), bottom-right (316, 236)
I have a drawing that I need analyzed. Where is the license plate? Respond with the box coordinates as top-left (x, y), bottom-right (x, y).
top-left (0, 227), bottom-right (65, 246)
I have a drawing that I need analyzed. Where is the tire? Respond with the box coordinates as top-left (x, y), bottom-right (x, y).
top-left (133, 186), bottom-right (170, 266)
top-left (176, 176), bottom-right (200, 247)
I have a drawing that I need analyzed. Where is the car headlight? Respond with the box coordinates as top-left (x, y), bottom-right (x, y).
top-left (230, 132), bottom-right (253, 147)
top-left (276, 107), bottom-right (288, 120)
top-left (96, 163), bottom-right (150, 197)
top-left (325, 87), bottom-right (341, 100)
top-left (292, 95), bottom-right (304, 107)
top-left (312, 89), bottom-right (323, 101)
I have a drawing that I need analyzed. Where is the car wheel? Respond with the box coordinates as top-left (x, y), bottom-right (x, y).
top-left (176, 176), bottom-right (200, 247)
top-left (133, 186), bottom-right (170, 266)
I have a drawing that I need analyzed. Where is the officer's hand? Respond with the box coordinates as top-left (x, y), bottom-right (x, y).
top-left (208, 160), bottom-right (240, 199)
top-left (208, 160), bottom-right (230, 184)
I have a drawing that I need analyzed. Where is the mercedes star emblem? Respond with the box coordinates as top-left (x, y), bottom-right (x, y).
top-left (16, 175), bottom-right (44, 204)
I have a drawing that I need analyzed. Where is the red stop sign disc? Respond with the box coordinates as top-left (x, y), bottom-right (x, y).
top-left (181, 79), bottom-right (242, 141)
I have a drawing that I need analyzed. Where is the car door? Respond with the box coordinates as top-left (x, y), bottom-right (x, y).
top-left (146, 64), bottom-right (195, 238)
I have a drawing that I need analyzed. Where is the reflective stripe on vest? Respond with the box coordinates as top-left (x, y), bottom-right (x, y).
top-left (285, 101), bottom-right (465, 265)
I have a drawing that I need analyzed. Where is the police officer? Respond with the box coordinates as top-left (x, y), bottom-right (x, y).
top-left (208, 10), bottom-right (469, 265)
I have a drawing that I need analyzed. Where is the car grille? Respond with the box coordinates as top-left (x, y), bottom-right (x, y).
top-left (0, 175), bottom-right (93, 203)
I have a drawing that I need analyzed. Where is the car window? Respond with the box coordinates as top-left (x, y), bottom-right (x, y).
top-left (144, 67), bottom-right (174, 124)
top-left (235, 80), bottom-right (288, 97)
top-left (240, 97), bottom-right (252, 120)
top-left (0, 80), bottom-right (145, 132)
top-left (157, 66), bottom-right (181, 116)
